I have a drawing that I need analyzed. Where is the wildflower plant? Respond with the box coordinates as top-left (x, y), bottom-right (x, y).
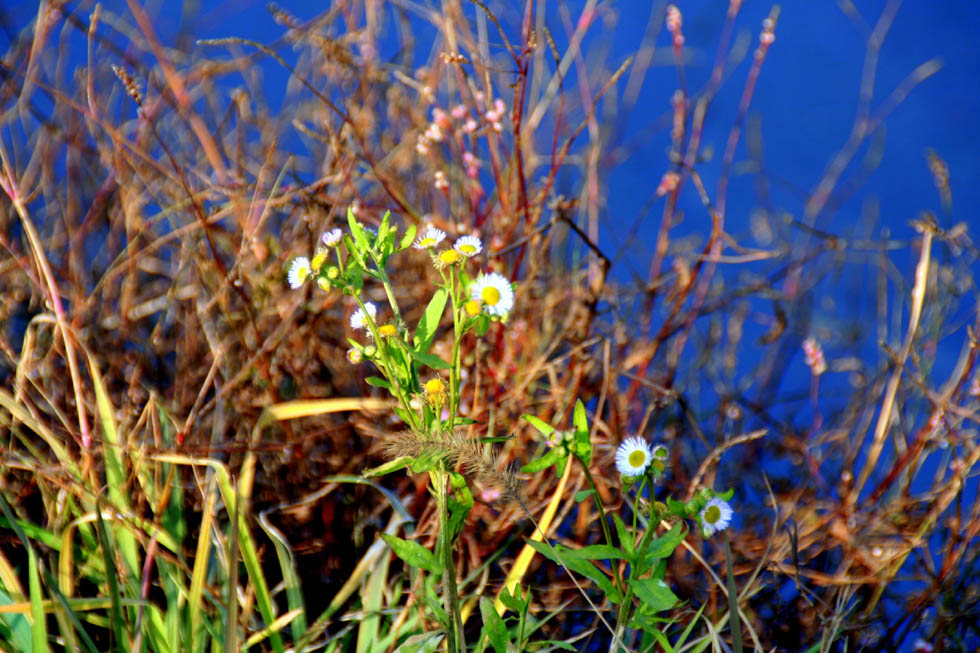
top-left (521, 402), bottom-right (739, 649)
top-left (286, 206), bottom-right (513, 652)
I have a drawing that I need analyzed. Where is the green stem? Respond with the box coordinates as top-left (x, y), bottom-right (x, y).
top-left (447, 266), bottom-right (464, 431)
top-left (579, 462), bottom-right (618, 571)
top-left (610, 472), bottom-right (658, 653)
top-left (375, 266), bottom-right (404, 327)
top-left (724, 532), bottom-right (744, 653)
top-left (353, 295), bottom-right (418, 431)
top-left (434, 470), bottom-right (464, 653)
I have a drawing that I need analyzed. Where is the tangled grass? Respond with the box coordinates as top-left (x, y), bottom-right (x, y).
top-left (0, 1), bottom-right (977, 651)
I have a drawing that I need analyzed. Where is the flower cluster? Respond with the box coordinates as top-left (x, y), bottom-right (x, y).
top-left (614, 437), bottom-right (733, 538)
top-left (285, 207), bottom-right (517, 409)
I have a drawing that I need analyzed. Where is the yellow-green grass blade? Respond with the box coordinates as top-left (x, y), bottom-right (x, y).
top-left (0, 389), bottom-right (79, 480)
top-left (28, 545), bottom-right (49, 652)
top-left (151, 454), bottom-right (284, 653)
top-left (94, 508), bottom-right (129, 648)
top-left (298, 510), bottom-right (412, 651)
top-left (58, 510), bottom-right (180, 600)
top-left (356, 528), bottom-right (391, 653)
top-left (0, 586), bottom-right (31, 652)
top-left (87, 357), bottom-right (141, 588)
top-left (257, 509), bottom-right (306, 642)
top-left (189, 476), bottom-right (219, 653)
top-left (242, 609), bottom-right (304, 649)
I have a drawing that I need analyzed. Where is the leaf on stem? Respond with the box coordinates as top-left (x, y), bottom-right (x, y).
top-left (380, 534), bottom-right (441, 574)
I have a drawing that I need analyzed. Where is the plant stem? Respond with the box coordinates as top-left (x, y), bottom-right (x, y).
top-left (448, 266), bottom-right (463, 431)
top-left (578, 460), bottom-right (633, 653)
top-left (434, 469), bottom-right (464, 652)
top-left (611, 472), bottom-right (658, 653)
top-left (724, 532), bottom-right (743, 653)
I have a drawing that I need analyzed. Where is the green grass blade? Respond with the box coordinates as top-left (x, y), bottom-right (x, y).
top-left (257, 509), bottom-right (306, 642)
top-left (28, 546), bottom-right (49, 652)
top-left (95, 508), bottom-right (128, 649)
top-left (0, 493), bottom-right (49, 652)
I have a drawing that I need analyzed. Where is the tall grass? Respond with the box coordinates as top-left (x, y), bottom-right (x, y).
top-left (0, 1), bottom-right (977, 651)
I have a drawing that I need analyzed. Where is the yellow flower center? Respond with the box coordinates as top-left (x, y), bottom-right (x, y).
top-left (481, 286), bottom-right (501, 306)
top-left (459, 244), bottom-right (477, 255)
top-left (464, 300), bottom-right (481, 316)
top-left (419, 237), bottom-right (436, 248)
top-left (704, 505), bottom-right (721, 524)
top-left (439, 249), bottom-right (461, 265)
top-left (378, 324), bottom-right (398, 337)
top-left (296, 265), bottom-right (311, 283)
top-left (424, 378), bottom-right (446, 395)
top-left (628, 450), bottom-right (647, 468)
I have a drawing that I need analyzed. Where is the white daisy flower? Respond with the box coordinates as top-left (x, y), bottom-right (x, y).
top-left (414, 226), bottom-right (446, 249)
top-left (287, 257), bottom-right (311, 289)
top-left (454, 235), bottom-right (483, 257)
top-left (350, 302), bottom-right (377, 330)
top-left (615, 437), bottom-right (652, 477)
top-left (470, 273), bottom-right (514, 317)
top-left (699, 498), bottom-right (733, 537)
top-left (321, 228), bottom-right (343, 247)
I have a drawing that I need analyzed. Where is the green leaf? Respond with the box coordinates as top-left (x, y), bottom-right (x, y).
top-left (498, 584), bottom-right (529, 614)
top-left (667, 497), bottom-right (689, 518)
top-left (717, 487), bottom-right (735, 501)
top-left (476, 314), bottom-right (490, 337)
top-left (343, 262), bottom-right (364, 293)
top-left (522, 415), bottom-right (556, 437)
top-left (447, 477), bottom-right (474, 540)
top-left (347, 206), bottom-right (369, 250)
top-left (629, 577), bottom-right (678, 613)
top-left (572, 399), bottom-right (588, 436)
top-left (479, 596), bottom-right (510, 653)
top-left (399, 224), bottom-right (418, 251)
top-left (574, 489), bottom-right (596, 503)
top-left (520, 447), bottom-right (564, 474)
top-left (361, 456), bottom-right (411, 478)
top-left (612, 513), bottom-right (635, 561)
top-left (410, 351), bottom-right (450, 370)
top-left (525, 540), bottom-right (620, 603)
top-left (562, 545), bottom-right (626, 561)
top-left (555, 453), bottom-right (568, 478)
top-left (422, 576), bottom-right (449, 628)
top-left (365, 376), bottom-right (391, 390)
top-left (414, 288), bottom-right (448, 352)
top-left (380, 534), bottom-right (441, 574)
top-left (378, 210), bottom-right (392, 246)
top-left (641, 523), bottom-right (686, 567)
top-left (572, 400), bottom-right (592, 465)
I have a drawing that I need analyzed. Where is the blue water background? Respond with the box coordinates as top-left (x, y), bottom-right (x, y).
top-left (2, 0), bottom-right (978, 649)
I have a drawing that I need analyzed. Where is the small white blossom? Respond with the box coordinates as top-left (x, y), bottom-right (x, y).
top-left (470, 272), bottom-right (514, 316)
top-left (414, 226), bottom-right (447, 249)
top-left (454, 235), bottom-right (483, 257)
top-left (287, 257), bottom-right (311, 289)
top-left (615, 437), bottom-right (652, 477)
top-left (321, 228), bottom-right (343, 247)
top-left (699, 498), bottom-right (733, 537)
top-left (350, 302), bottom-right (378, 330)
